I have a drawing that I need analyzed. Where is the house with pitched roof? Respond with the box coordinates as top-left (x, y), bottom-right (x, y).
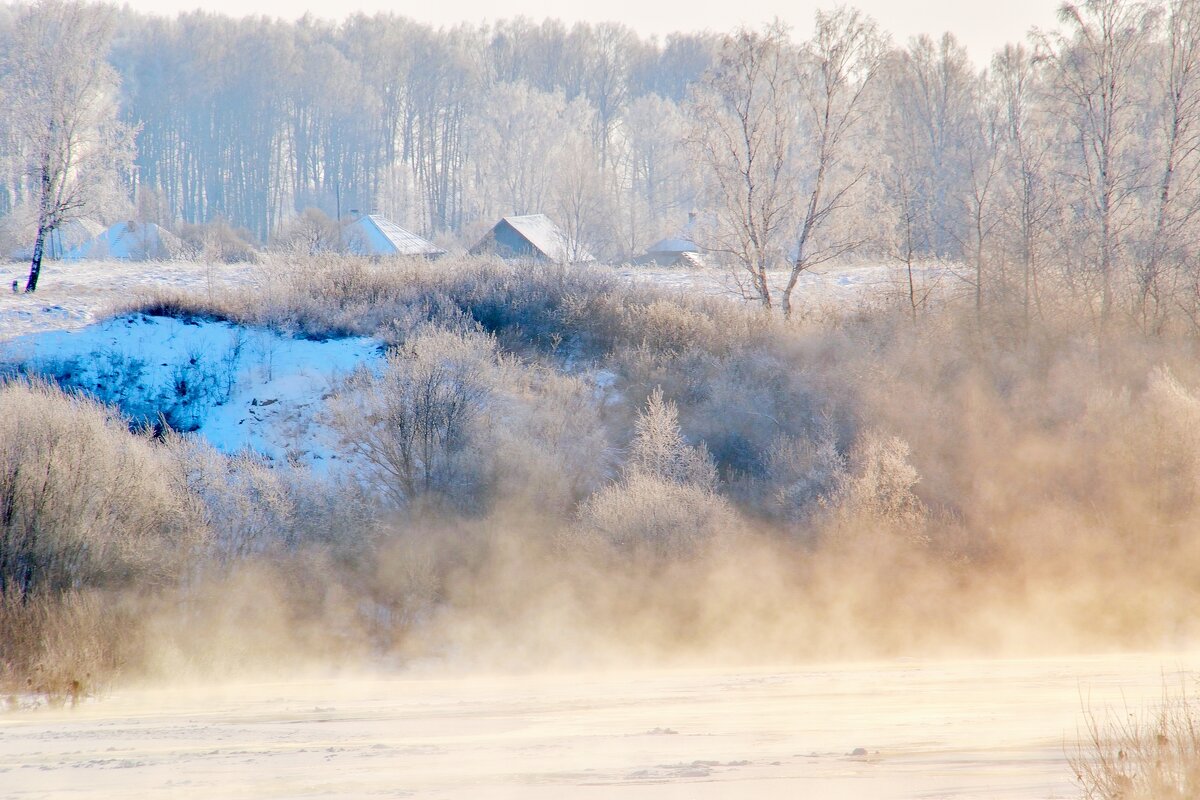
top-left (469, 214), bottom-right (594, 264)
top-left (344, 214), bottom-right (445, 258)
top-left (636, 212), bottom-right (704, 267)
top-left (64, 221), bottom-right (180, 261)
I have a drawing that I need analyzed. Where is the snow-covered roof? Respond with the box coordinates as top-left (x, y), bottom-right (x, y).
top-left (646, 237), bottom-right (699, 255)
top-left (345, 214), bottom-right (444, 258)
top-left (11, 218), bottom-right (105, 261)
top-left (504, 214), bottom-right (595, 263)
top-left (64, 221), bottom-right (179, 261)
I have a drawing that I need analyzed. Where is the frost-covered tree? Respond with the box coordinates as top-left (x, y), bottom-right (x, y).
top-left (688, 23), bottom-right (800, 309)
top-left (578, 388), bottom-right (731, 556)
top-left (1038, 0), bottom-right (1157, 330)
top-left (329, 329), bottom-right (492, 510)
top-left (1, 0), bottom-right (134, 292)
top-left (1138, 0), bottom-right (1200, 332)
top-left (783, 8), bottom-right (888, 317)
top-left (626, 388), bottom-right (718, 490)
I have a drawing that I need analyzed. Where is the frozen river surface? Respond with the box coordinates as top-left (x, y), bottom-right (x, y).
top-left (2, 652), bottom-right (1196, 799)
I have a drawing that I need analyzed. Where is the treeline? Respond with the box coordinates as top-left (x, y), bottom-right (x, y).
top-left (0, 6), bottom-right (717, 248)
top-left (1, 1), bottom-right (1199, 326)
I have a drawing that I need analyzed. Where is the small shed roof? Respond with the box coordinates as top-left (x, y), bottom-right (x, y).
top-left (646, 237), bottom-right (699, 255)
top-left (345, 214), bottom-right (444, 258)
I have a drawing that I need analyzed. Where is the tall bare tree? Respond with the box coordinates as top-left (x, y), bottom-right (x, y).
top-left (2, 0), bottom-right (133, 292)
top-left (960, 72), bottom-right (1006, 320)
top-left (688, 23), bottom-right (799, 310)
top-left (1141, 0), bottom-right (1200, 332)
top-left (781, 8), bottom-right (887, 317)
top-left (1040, 0), bottom-right (1156, 330)
top-left (994, 43), bottom-right (1058, 332)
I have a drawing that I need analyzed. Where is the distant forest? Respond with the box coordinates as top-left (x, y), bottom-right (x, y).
top-left (2, 1), bottom-right (1200, 318)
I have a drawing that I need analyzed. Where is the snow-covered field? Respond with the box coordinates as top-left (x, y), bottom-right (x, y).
top-left (0, 258), bottom-right (254, 340)
top-left (0, 257), bottom-right (955, 344)
top-left (615, 261), bottom-right (956, 309)
top-left (2, 652), bottom-right (1194, 799)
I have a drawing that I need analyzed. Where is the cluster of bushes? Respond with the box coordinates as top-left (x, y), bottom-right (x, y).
top-left (5, 254), bottom-right (1200, 700)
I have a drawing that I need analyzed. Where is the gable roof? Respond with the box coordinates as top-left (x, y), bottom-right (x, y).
top-left (11, 218), bottom-right (106, 261)
top-left (471, 214), bottom-right (594, 263)
top-left (345, 214), bottom-right (444, 258)
top-left (646, 237), bottom-right (699, 255)
top-left (64, 221), bottom-right (180, 261)
top-left (642, 211), bottom-right (704, 259)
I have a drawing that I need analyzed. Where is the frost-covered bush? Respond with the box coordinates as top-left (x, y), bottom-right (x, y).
top-left (486, 365), bottom-right (611, 515)
top-left (0, 381), bottom-right (195, 597)
top-left (165, 437), bottom-right (295, 561)
top-left (621, 299), bottom-right (722, 355)
top-left (275, 207), bottom-right (342, 255)
top-left (175, 218), bottom-right (259, 263)
top-left (576, 472), bottom-right (737, 557)
top-left (577, 388), bottom-right (734, 556)
top-left (1121, 366), bottom-right (1200, 517)
top-left (626, 388), bottom-right (717, 489)
top-left (769, 429), bottom-right (846, 523)
top-left (165, 435), bottom-right (378, 562)
top-left (826, 429), bottom-right (926, 537)
top-left (329, 327), bottom-right (494, 511)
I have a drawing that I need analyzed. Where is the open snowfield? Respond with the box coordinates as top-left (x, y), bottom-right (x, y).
top-left (2, 652), bottom-right (1195, 799)
top-left (614, 261), bottom-right (956, 308)
top-left (0, 257), bottom-right (955, 343)
top-left (0, 259), bottom-right (254, 340)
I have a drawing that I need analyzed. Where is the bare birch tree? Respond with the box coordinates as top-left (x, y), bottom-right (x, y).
top-left (781, 8), bottom-right (887, 317)
top-left (994, 43), bottom-right (1058, 332)
top-left (960, 73), bottom-right (1006, 320)
top-left (1143, 0), bottom-right (1200, 333)
top-left (1039, 0), bottom-right (1155, 331)
top-left (2, 0), bottom-right (133, 292)
top-left (687, 23), bottom-right (799, 310)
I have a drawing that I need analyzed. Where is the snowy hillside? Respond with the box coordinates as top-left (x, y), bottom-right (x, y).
top-left (0, 257), bottom-right (947, 473)
top-left (1, 312), bottom-right (383, 472)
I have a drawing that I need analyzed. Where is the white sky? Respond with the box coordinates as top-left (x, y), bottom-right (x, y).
top-left (118, 0), bottom-right (1064, 66)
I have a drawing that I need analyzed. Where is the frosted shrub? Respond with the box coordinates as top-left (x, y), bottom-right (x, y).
top-left (577, 472), bottom-right (737, 557)
top-left (769, 430), bottom-right (846, 523)
top-left (164, 437), bottom-right (296, 562)
top-left (175, 219), bottom-right (259, 263)
top-left (329, 328), bottom-right (494, 510)
top-left (577, 388), bottom-right (732, 556)
top-left (627, 388), bottom-right (718, 490)
top-left (826, 429), bottom-right (926, 537)
top-left (1129, 366), bottom-right (1200, 516)
top-left (0, 381), bottom-right (193, 597)
top-left (487, 366), bottom-right (611, 515)
top-left (623, 299), bottom-right (721, 355)
top-left (275, 207), bottom-right (341, 255)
